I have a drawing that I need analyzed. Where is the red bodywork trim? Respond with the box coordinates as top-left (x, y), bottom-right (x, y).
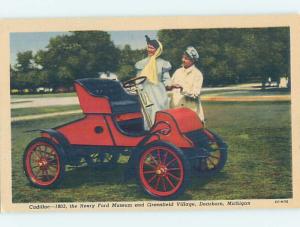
top-left (57, 115), bottom-right (114, 146)
top-left (74, 83), bottom-right (112, 114)
top-left (54, 108), bottom-right (202, 148)
top-left (115, 112), bottom-right (143, 122)
top-left (48, 88), bottom-right (202, 148)
top-left (161, 108), bottom-right (203, 133)
top-left (56, 114), bottom-right (145, 147)
top-left (149, 111), bottom-right (194, 148)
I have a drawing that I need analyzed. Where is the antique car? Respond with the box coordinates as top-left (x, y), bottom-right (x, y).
top-left (23, 77), bottom-right (228, 200)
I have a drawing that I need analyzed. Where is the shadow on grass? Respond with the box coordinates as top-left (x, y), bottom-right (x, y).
top-left (167, 171), bottom-right (230, 201)
top-left (60, 163), bottom-right (131, 189)
top-left (48, 163), bottom-right (230, 201)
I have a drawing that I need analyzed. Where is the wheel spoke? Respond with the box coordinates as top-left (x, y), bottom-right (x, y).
top-left (44, 170), bottom-right (51, 180)
top-left (162, 151), bottom-right (168, 165)
top-left (167, 168), bottom-right (180, 171)
top-left (47, 157), bottom-right (57, 163)
top-left (167, 172), bottom-right (180, 181)
top-left (166, 158), bottom-right (176, 167)
top-left (149, 154), bottom-right (158, 165)
top-left (144, 162), bottom-right (156, 169)
top-left (206, 157), bottom-right (216, 169)
top-left (42, 149), bottom-right (51, 158)
top-left (209, 154), bottom-right (220, 160)
top-left (43, 149), bottom-right (56, 157)
top-left (48, 164), bottom-right (58, 171)
top-left (156, 149), bottom-right (162, 163)
top-left (165, 175), bottom-right (175, 189)
top-left (33, 151), bottom-right (42, 159)
top-left (37, 146), bottom-right (47, 157)
top-left (162, 178), bottom-right (167, 192)
top-left (148, 174), bottom-right (157, 184)
top-left (35, 168), bottom-right (42, 177)
top-left (36, 147), bottom-right (43, 153)
top-left (155, 176), bottom-right (161, 190)
top-left (143, 170), bottom-right (157, 174)
top-left (40, 169), bottom-right (46, 178)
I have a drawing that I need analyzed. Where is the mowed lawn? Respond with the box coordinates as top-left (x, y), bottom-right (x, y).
top-left (11, 101), bottom-right (292, 202)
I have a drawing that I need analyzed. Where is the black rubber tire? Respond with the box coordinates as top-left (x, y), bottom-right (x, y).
top-left (136, 141), bottom-right (190, 200)
top-left (23, 137), bottom-right (66, 189)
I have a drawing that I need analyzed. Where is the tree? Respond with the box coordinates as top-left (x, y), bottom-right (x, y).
top-left (34, 31), bottom-right (120, 88)
top-left (117, 44), bottom-right (145, 81)
top-left (14, 51), bottom-right (34, 73)
top-left (158, 27), bottom-right (290, 87)
top-left (11, 28), bottom-right (290, 91)
top-left (251, 28), bottom-right (290, 89)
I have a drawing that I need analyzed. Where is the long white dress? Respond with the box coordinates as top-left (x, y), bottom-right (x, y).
top-left (135, 57), bottom-right (172, 129)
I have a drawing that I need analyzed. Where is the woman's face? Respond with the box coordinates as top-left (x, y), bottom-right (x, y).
top-left (147, 44), bottom-right (157, 56)
top-left (182, 54), bottom-right (194, 68)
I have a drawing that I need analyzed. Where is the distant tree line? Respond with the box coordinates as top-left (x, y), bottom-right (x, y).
top-left (158, 27), bottom-right (290, 87)
top-left (10, 27), bottom-right (290, 92)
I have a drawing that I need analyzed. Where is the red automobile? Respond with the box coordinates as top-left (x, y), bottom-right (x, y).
top-left (23, 77), bottom-right (228, 200)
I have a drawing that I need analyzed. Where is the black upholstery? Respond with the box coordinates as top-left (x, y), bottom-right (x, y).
top-left (75, 78), bottom-right (141, 114)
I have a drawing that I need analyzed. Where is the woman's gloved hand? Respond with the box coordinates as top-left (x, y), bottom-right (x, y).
top-left (181, 91), bottom-right (198, 99)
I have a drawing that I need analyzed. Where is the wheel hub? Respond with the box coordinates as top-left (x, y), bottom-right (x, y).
top-left (38, 158), bottom-right (48, 169)
top-left (155, 165), bottom-right (167, 176)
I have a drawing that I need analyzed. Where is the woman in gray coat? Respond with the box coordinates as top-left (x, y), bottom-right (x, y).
top-left (135, 35), bottom-right (172, 129)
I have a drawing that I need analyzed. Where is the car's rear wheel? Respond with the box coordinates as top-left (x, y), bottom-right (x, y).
top-left (23, 137), bottom-right (65, 188)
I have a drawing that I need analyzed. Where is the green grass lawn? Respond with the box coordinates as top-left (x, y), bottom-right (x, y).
top-left (11, 101), bottom-right (292, 202)
top-left (11, 105), bottom-right (81, 117)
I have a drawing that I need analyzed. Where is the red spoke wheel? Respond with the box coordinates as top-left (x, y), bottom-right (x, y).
top-left (23, 137), bottom-right (65, 188)
top-left (137, 141), bottom-right (190, 200)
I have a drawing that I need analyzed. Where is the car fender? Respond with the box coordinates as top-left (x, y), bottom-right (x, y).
top-left (39, 129), bottom-right (71, 156)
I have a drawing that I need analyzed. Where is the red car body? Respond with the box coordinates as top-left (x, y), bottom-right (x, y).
top-left (24, 78), bottom-right (227, 200)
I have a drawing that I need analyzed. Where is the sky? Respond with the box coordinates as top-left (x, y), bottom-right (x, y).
top-left (10, 30), bottom-right (158, 65)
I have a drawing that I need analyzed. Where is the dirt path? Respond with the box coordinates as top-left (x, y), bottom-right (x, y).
top-left (202, 95), bottom-right (290, 102)
top-left (11, 95), bottom-right (290, 122)
top-left (11, 97), bottom-right (79, 109)
top-left (11, 110), bottom-right (82, 122)
top-left (10, 83), bottom-right (262, 109)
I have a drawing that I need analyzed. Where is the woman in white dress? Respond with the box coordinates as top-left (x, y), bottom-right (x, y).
top-left (170, 46), bottom-right (205, 123)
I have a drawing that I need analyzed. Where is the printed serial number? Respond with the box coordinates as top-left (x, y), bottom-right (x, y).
top-left (274, 200), bottom-right (289, 204)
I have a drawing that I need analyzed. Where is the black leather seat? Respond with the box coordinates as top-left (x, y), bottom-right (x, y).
top-left (75, 78), bottom-right (141, 114)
